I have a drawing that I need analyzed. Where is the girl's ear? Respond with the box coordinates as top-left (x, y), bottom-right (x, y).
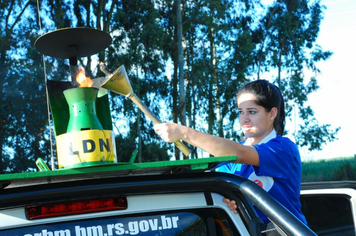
top-left (270, 107), bottom-right (278, 120)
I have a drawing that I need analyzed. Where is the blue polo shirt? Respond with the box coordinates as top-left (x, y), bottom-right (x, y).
top-left (215, 131), bottom-right (307, 224)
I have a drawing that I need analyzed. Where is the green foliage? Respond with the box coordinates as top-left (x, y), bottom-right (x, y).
top-left (302, 156), bottom-right (356, 182)
top-left (0, 1), bottom-right (52, 173)
top-left (297, 119), bottom-right (340, 151)
top-left (253, 0), bottom-right (338, 149)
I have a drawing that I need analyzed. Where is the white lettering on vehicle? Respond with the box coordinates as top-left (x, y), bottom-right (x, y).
top-left (24, 229), bottom-right (71, 236)
top-left (75, 225), bottom-right (104, 236)
top-left (23, 215), bottom-right (180, 236)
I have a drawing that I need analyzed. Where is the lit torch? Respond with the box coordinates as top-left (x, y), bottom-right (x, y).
top-left (64, 66), bottom-right (102, 132)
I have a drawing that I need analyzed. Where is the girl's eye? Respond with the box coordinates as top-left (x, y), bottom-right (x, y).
top-left (238, 110), bottom-right (244, 115)
top-left (249, 110), bottom-right (256, 114)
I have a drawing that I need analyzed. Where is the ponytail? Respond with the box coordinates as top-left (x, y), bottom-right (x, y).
top-left (273, 85), bottom-right (285, 135)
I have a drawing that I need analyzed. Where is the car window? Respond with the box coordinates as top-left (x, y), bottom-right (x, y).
top-left (301, 194), bottom-right (355, 235)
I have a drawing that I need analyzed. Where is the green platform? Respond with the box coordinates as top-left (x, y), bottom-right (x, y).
top-left (0, 156), bottom-right (237, 189)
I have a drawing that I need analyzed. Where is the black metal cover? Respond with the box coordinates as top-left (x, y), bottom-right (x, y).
top-left (34, 27), bottom-right (112, 59)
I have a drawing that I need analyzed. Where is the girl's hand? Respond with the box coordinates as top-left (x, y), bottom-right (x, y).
top-left (154, 123), bottom-right (185, 143)
top-left (223, 198), bottom-right (238, 214)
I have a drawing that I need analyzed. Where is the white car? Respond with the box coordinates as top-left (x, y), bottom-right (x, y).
top-left (0, 158), bottom-right (315, 236)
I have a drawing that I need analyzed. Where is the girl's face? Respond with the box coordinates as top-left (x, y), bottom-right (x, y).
top-left (237, 93), bottom-right (276, 144)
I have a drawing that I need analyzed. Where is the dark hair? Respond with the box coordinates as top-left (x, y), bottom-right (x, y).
top-left (236, 80), bottom-right (285, 135)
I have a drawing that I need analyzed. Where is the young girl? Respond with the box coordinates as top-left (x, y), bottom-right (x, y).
top-left (154, 80), bottom-right (307, 225)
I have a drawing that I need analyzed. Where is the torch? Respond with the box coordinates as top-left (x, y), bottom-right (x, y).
top-left (99, 63), bottom-right (190, 157)
top-left (56, 66), bottom-right (117, 169)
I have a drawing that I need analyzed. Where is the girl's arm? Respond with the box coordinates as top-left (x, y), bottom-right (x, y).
top-left (154, 123), bottom-right (259, 166)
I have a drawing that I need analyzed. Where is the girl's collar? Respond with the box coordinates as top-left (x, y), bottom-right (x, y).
top-left (244, 129), bottom-right (277, 145)
top-left (259, 129), bottom-right (277, 144)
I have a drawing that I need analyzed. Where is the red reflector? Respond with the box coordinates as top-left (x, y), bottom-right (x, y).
top-left (26, 197), bottom-right (127, 220)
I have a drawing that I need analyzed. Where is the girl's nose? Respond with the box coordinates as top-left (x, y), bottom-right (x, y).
top-left (240, 113), bottom-right (250, 123)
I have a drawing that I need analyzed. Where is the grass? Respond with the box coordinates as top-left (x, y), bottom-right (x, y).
top-left (302, 156), bottom-right (356, 182)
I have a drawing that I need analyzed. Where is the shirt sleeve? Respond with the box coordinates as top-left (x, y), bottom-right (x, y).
top-left (252, 136), bottom-right (302, 180)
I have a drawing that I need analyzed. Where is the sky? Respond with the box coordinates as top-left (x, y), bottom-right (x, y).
top-left (293, 0), bottom-right (356, 161)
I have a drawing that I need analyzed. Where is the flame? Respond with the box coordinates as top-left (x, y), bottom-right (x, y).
top-left (76, 66), bottom-right (94, 87)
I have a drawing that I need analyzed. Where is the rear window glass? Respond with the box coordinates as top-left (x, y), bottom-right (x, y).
top-left (301, 194), bottom-right (355, 235)
top-left (0, 209), bottom-right (239, 236)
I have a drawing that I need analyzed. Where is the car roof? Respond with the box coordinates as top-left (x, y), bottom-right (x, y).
top-left (301, 181), bottom-right (356, 190)
top-left (0, 156), bottom-right (236, 189)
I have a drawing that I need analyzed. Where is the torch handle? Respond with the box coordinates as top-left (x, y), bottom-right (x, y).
top-left (129, 94), bottom-right (161, 124)
top-left (130, 94), bottom-right (191, 156)
top-left (173, 141), bottom-right (191, 157)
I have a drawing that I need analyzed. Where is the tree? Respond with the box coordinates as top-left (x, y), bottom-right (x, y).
top-left (108, 0), bottom-right (173, 162)
top-left (178, 0), bottom-right (255, 159)
top-left (0, 0), bottom-right (52, 173)
top-left (0, 0), bottom-right (339, 172)
top-left (177, 0), bottom-right (186, 129)
top-left (252, 0), bottom-right (338, 150)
